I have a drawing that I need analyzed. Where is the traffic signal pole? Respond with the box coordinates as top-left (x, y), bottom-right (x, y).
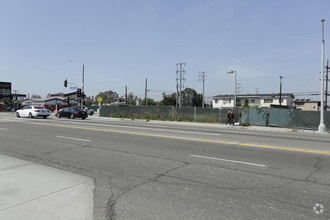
top-left (81, 65), bottom-right (84, 108)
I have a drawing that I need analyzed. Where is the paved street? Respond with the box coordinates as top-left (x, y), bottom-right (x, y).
top-left (0, 112), bottom-right (329, 220)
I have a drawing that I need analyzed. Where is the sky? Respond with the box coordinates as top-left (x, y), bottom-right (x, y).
top-left (1, 0), bottom-right (330, 103)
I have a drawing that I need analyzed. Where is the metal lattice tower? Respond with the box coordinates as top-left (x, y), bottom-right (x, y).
top-left (176, 63), bottom-right (186, 107)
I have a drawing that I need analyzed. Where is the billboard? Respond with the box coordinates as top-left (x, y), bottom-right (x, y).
top-left (0, 82), bottom-right (12, 101)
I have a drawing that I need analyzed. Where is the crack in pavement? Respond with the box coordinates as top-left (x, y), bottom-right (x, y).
top-left (305, 155), bottom-right (322, 183)
top-left (105, 178), bottom-right (116, 220)
top-left (103, 162), bottom-right (190, 220)
top-left (33, 145), bottom-right (92, 157)
top-left (155, 174), bottom-right (297, 192)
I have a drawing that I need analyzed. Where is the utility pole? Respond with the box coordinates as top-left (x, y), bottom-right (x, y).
top-left (145, 78), bottom-right (148, 107)
top-left (325, 60), bottom-right (329, 110)
top-left (176, 83), bottom-right (179, 107)
top-left (125, 86), bottom-right (128, 104)
top-left (279, 76), bottom-right (283, 106)
top-left (237, 83), bottom-right (242, 95)
top-left (81, 64), bottom-right (85, 108)
top-left (199, 72), bottom-right (206, 108)
top-left (176, 63), bottom-right (186, 107)
top-left (226, 70), bottom-right (237, 108)
top-left (318, 19), bottom-right (326, 132)
top-left (13, 90), bottom-right (19, 101)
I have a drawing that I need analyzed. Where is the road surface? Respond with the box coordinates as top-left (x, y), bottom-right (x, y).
top-left (0, 112), bottom-right (329, 220)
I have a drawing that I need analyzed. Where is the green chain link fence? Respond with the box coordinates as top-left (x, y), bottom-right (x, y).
top-left (99, 105), bottom-right (330, 131)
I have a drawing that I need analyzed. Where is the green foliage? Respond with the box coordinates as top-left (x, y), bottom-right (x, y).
top-left (126, 92), bottom-right (140, 105)
top-left (181, 88), bottom-right (203, 107)
top-left (95, 90), bottom-right (119, 104)
top-left (160, 93), bottom-right (176, 106)
top-left (141, 98), bottom-right (158, 106)
top-left (240, 122), bottom-right (250, 126)
top-left (84, 96), bottom-right (94, 107)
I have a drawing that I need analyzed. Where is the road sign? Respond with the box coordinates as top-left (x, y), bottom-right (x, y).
top-left (70, 87), bottom-right (78, 90)
top-left (97, 97), bottom-right (103, 102)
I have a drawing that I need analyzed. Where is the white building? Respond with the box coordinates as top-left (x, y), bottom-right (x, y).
top-left (212, 93), bottom-right (295, 108)
top-left (294, 99), bottom-right (320, 111)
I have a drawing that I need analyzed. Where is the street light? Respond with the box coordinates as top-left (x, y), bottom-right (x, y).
top-left (69, 60), bottom-right (85, 108)
top-left (319, 19), bottom-right (326, 132)
top-left (226, 70), bottom-right (237, 108)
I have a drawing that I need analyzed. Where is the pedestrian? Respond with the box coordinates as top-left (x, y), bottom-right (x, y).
top-left (226, 111), bottom-right (231, 126)
top-left (230, 111), bottom-right (235, 126)
top-left (266, 112), bottom-right (270, 127)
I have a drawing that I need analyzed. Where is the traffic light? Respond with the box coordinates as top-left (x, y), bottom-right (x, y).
top-left (76, 88), bottom-right (81, 97)
top-left (64, 79), bottom-right (68, 87)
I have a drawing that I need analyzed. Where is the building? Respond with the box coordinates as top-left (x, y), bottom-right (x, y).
top-left (293, 99), bottom-right (320, 111)
top-left (21, 92), bottom-right (80, 111)
top-left (212, 93), bottom-right (295, 108)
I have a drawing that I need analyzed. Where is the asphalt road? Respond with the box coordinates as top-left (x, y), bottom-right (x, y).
top-left (0, 112), bottom-right (329, 220)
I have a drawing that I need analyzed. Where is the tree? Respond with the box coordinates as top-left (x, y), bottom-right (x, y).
top-left (96, 90), bottom-right (119, 104)
top-left (160, 93), bottom-right (176, 106)
top-left (141, 98), bottom-right (157, 106)
top-left (126, 92), bottom-right (140, 105)
top-left (31, 94), bottom-right (41, 99)
top-left (181, 88), bottom-right (203, 107)
top-left (84, 96), bottom-right (94, 107)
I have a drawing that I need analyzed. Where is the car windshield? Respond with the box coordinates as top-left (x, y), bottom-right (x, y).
top-left (34, 106), bottom-right (45, 109)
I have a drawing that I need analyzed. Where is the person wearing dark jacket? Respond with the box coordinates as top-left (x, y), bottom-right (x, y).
top-left (229, 111), bottom-right (235, 126)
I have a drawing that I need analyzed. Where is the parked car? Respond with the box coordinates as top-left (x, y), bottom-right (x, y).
top-left (4, 106), bottom-right (13, 112)
top-left (16, 106), bottom-right (50, 118)
top-left (56, 107), bottom-right (88, 119)
top-left (87, 109), bottom-right (94, 115)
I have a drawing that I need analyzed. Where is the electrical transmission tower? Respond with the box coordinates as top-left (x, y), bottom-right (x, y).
top-left (199, 72), bottom-right (206, 108)
top-left (176, 63), bottom-right (186, 107)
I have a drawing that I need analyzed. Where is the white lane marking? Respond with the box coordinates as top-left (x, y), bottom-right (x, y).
top-left (0, 128), bottom-right (8, 130)
top-left (56, 136), bottom-right (91, 142)
top-left (190, 154), bottom-right (266, 167)
top-left (1, 117), bottom-right (245, 136)
top-left (37, 119), bottom-right (222, 137)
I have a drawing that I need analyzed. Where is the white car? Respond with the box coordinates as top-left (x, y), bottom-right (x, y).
top-left (16, 106), bottom-right (50, 118)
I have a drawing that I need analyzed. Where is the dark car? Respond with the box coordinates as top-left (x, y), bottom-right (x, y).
top-left (56, 107), bottom-right (88, 119)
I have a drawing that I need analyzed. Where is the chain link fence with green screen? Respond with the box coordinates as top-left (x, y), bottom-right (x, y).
top-left (99, 106), bottom-right (330, 131)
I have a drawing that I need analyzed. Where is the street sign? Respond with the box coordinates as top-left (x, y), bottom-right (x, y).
top-left (70, 87), bottom-right (78, 90)
top-left (97, 97), bottom-right (103, 102)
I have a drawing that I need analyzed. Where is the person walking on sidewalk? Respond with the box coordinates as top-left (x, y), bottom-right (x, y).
top-left (226, 110), bottom-right (235, 126)
top-left (226, 111), bottom-right (231, 126)
top-left (229, 110), bottom-right (235, 126)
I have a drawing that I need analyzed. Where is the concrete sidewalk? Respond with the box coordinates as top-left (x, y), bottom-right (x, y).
top-left (0, 154), bottom-right (94, 220)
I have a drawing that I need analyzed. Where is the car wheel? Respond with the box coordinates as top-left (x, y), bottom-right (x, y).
top-left (43, 116), bottom-right (48, 119)
top-left (16, 112), bottom-right (20, 118)
top-left (70, 114), bottom-right (75, 119)
top-left (89, 112), bottom-right (94, 116)
top-left (82, 117), bottom-right (86, 120)
top-left (29, 113), bottom-right (33, 118)
top-left (56, 113), bottom-right (61, 118)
